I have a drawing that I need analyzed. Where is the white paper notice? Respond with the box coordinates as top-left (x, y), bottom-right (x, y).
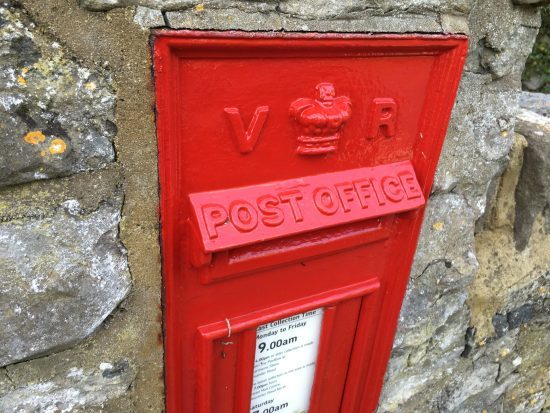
top-left (250, 308), bottom-right (324, 413)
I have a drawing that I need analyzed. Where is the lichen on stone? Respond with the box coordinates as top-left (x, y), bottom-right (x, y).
top-left (0, 3), bottom-right (116, 188)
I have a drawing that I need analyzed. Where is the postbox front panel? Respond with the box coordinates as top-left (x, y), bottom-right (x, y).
top-left (154, 32), bottom-right (467, 413)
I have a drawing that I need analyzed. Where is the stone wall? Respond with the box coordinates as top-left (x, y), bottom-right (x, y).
top-left (0, 1), bottom-right (163, 411)
top-left (0, 0), bottom-right (547, 412)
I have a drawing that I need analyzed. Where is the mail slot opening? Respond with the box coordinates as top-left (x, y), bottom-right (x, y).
top-left (192, 215), bottom-right (395, 284)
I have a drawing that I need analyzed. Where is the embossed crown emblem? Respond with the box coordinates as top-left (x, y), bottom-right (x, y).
top-left (289, 82), bottom-right (352, 155)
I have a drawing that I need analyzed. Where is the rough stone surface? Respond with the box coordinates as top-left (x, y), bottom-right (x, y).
top-left (134, 6), bottom-right (165, 28)
top-left (377, 193), bottom-right (477, 413)
top-left (504, 323), bottom-right (550, 412)
top-left (0, 192), bottom-right (131, 367)
top-left (13, 0), bottom-right (165, 411)
top-left (513, 0), bottom-right (550, 5)
top-left (467, 0), bottom-right (540, 80)
top-left (164, 6), bottom-right (444, 33)
top-left (79, 0), bottom-right (473, 14)
top-left (470, 131), bottom-right (549, 339)
top-left (397, 194), bottom-right (477, 347)
top-left (0, 3), bottom-right (116, 187)
top-left (434, 0), bottom-right (540, 219)
top-left (434, 73), bottom-right (517, 218)
top-left (520, 91), bottom-right (550, 117)
top-left (79, 0), bottom-right (474, 32)
top-left (377, 2), bottom-right (548, 413)
top-left (514, 108), bottom-right (550, 249)
top-left (0, 360), bottom-right (135, 412)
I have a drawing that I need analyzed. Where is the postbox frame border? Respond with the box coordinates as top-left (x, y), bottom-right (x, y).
top-left (154, 30), bottom-right (469, 413)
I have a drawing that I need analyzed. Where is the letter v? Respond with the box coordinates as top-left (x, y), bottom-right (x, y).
top-left (224, 106), bottom-right (269, 154)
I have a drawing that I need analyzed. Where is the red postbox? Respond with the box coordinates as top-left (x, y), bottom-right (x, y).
top-left (154, 31), bottom-right (467, 413)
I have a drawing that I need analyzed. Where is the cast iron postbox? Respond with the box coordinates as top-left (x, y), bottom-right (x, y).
top-left (154, 31), bottom-right (467, 413)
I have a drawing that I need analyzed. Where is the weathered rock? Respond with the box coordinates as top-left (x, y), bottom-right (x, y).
top-left (514, 109), bottom-right (550, 249)
top-left (134, 6), bottom-right (165, 28)
top-left (378, 368), bottom-right (443, 412)
top-left (520, 91), bottom-right (550, 117)
top-left (437, 0), bottom-right (540, 223)
top-left (79, 0), bottom-right (196, 11)
top-left (379, 2), bottom-right (545, 412)
top-left (467, 0), bottom-right (540, 80)
top-left (0, 360), bottom-right (135, 412)
top-left (492, 313), bottom-right (510, 338)
top-left (509, 393), bottom-right (547, 413)
top-left (440, 330), bottom-right (522, 413)
top-left (79, 0), bottom-right (473, 14)
top-left (164, 5), bottom-right (442, 33)
top-left (483, 133), bottom-right (529, 232)
top-left (441, 13), bottom-right (469, 34)
top-left (0, 194), bottom-right (131, 367)
top-left (434, 73), bottom-right (516, 219)
top-left (377, 194), bottom-right (477, 412)
top-left (472, 195), bottom-right (550, 340)
top-left (434, 0), bottom-right (539, 219)
top-left (277, 0), bottom-right (471, 19)
top-left (503, 323), bottom-right (550, 412)
top-left (503, 272), bottom-right (550, 325)
top-left (408, 194), bottom-right (477, 280)
top-left (444, 359), bottom-right (501, 412)
top-left (513, 0), bottom-right (550, 5)
top-left (463, 104), bottom-right (550, 413)
top-left (0, 4), bottom-right (115, 187)
top-left (80, 0), bottom-right (474, 33)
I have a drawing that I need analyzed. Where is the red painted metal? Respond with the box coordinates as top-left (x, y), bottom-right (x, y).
top-left (190, 160), bottom-right (424, 253)
top-left (153, 31), bottom-right (467, 413)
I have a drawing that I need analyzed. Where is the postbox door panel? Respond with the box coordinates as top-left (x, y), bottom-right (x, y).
top-left (196, 287), bottom-right (372, 413)
top-left (154, 32), bottom-right (467, 413)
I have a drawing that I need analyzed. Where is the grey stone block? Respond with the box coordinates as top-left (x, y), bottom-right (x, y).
top-left (0, 4), bottom-right (116, 187)
top-left (467, 0), bottom-right (540, 80)
top-left (164, 7), bottom-right (442, 33)
top-left (520, 92), bottom-right (550, 117)
top-left (0, 360), bottom-right (134, 412)
top-left (434, 73), bottom-right (517, 219)
top-left (134, 6), bottom-right (165, 28)
top-left (377, 194), bottom-right (478, 411)
top-left (78, 0), bottom-right (476, 34)
top-left (78, 0), bottom-right (474, 14)
top-left (514, 109), bottom-right (550, 249)
top-left (513, 0), bottom-right (550, 5)
top-left (0, 194), bottom-right (131, 367)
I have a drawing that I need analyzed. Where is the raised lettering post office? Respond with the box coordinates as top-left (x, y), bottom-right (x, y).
top-left (154, 32), bottom-right (467, 413)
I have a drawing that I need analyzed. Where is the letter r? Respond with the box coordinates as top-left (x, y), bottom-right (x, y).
top-left (201, 204), bottom-right (228, 239)
top-left (367, 98), bottom-right (397, 139)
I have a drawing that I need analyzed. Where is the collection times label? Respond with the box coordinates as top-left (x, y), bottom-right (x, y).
top-left (250, 308), bottom-right (324, 413)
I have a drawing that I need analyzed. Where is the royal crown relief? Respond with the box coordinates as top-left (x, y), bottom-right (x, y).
top-left (224, 82), bottom-right (398, 155)
top-left (289, 82), bottom-right (352, 155)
